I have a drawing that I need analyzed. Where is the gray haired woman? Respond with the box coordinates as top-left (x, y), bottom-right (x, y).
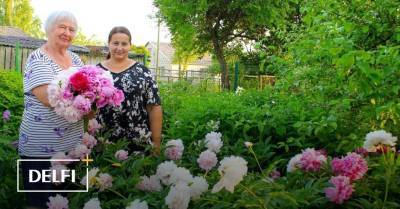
top-left (19, 11), bottom-right (84, 209)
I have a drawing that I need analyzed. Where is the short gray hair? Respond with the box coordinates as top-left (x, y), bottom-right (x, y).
top-left (44, 11), bottom-right (78, 35)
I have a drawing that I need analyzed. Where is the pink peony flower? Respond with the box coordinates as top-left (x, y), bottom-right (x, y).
top-left (111, 89), bottom-right (125, 107)
top-left (354, 147), bottom-right (368, 157)
top-left (324, 176), bottom-right (354, 204)
top-left (88, 119), bottom-right (102, 135)
top-left (331, 152), bottom-right (368, 181)
top-left (62, 89), bottom-right (73, 100)
top-left (48, 65), bottom-right (125, 123)
top-left (83, 91), bottom-right (96, 103)
top-left (316, 148), bottom-right (328, 156)
top-left (95, 95), bottom-right (108, 108)
top-left (82, 133), bottom-right (98, 149)
top-left (269, 169), bottom-right (281, 180)
top-left (197, 150), bottom-right (218, 171)
top-left (135, 175), bottom-right (162, 192)
top-left (2, 110), bottom-right (10, 121)
top-left (97, 173), bottom-right (113, 191)
top-left (68, 144), bottom-right (91, 159)
top-left (100, 78), bottom-right (112, 87)
top-left (70, 71), bottom-right (89, 92)
top-left (115, 150), bottom-right (129, 161)
top-left (299, 148), bottom-right (327, 172)
top-left (72, 95), bottom-right (91, 114)
top-left (47, 194), bottom-right (69, 209)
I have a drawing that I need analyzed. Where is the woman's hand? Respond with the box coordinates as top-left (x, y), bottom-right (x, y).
top-left (147, 105), bottom-right (162, 156)
top-left (151, 140), bottom-right (161, 156)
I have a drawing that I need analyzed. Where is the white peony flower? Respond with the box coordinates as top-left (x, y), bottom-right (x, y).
top-left (46, 194), bottom-right (69, 209)
top-left (170, 167), bottom-right (193, 185)
top-left (211, 156), bottom-right (248, 193)
top-left (165, 139), bottom-right (185, 160)
top-left (287, 154), bottom-right (302, 173)
top-left (235, 86), bottom-right (244, 95)
top-left (197, 150), bottom-right (218, 171)
top-left (81, 167), bottom-right (99, 187)
top-left (205, 132), bottom-right (223, 153)
top-left (83, 198), bottom-right (101, 209)
top-left (165, 182), bottom-right (191, 209)
top-left (363, 130), bottom-right (398, 152)
top-left (50, 164), bottom-right (67, 185)
top-left (189, 176), bottom-right (208, 200)
top-left (244, 141), bottom-right (253, 148)
top-left (136, 175), bottom-right (162, 192)
top-left (156, 161), bottom-right (178, 185)
top-left (51, 152), bottom-right (71, 166)
top-left (126, 199), bottom-right (148, 209)
top-left (97, 173), bottom-right (113, 191)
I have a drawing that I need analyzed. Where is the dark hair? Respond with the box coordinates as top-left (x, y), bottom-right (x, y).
top-left (106, 26), bottom-right (132, 59)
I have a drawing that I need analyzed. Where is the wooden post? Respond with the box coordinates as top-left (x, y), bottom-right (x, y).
top-left (15, 42), bottom-right (21, 72)
top-left (233, 62), bottom-right (239, 91)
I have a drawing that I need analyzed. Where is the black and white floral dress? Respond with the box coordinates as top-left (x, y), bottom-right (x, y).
top-left (96, 62), bottom-right (161, 150)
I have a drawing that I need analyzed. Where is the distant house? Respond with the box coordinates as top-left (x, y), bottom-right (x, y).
top-left (145, 42), bottom-right (212, 80)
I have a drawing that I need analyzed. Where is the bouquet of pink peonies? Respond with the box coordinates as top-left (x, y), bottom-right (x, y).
top-left (48, 65), bottom-right (124, 125)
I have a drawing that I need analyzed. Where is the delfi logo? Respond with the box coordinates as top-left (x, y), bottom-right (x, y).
top-left (17, 155), bottom-right (93, 192)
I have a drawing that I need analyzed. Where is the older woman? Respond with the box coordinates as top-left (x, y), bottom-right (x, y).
top-left (19, 11), bottom-right (83, 209)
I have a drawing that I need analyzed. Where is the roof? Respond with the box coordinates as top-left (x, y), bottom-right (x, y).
top-left (146, 42), bottom-right (211, 66)
top-left (0, 35), bottom-right (90, 53)
top-left (0, 26), bottom-right (29, 37)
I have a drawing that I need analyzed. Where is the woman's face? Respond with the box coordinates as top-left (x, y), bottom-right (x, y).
top-left (108, 33), bottom-right (131, 60)
top-left (48, 20), bottom-right (76, 48)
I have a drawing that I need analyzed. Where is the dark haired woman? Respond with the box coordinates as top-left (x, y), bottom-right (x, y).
top-left (97, 26), bottom-right (162, 155)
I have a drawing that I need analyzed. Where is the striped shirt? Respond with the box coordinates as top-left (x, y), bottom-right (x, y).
top-left (19, 48), bottom-right (84, 157)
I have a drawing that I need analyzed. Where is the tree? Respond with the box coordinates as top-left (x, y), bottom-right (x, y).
top-left (154, 0), bottom-right (289, 89)
top-left (72, 29), bottom-right (103, 46)
top-left (0, 0), bottom-right (44, 38)
top-left (172, 41), bottom-right (203, 78)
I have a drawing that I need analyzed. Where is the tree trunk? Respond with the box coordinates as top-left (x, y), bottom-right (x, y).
top-left (213, 41), bottom-right (229, 90)
top-left (5, 0), bottom-right (13, 25)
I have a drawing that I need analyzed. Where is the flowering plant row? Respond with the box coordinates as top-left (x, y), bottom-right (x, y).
top-left (42, 120), bottom-right (400, 209)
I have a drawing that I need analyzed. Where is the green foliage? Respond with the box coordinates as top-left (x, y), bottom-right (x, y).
top-left (73, 28), bottom-right (103, 46)
top-left (0, 70), bottom-right (24, 209)
top-left (154, 0), bottom-right (289, 89)
top-left (0, 0), bottom-right (44, 38)
top-left (0, 70), bottom-right (23, 140)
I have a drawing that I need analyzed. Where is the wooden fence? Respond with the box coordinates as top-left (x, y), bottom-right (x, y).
top-left (149, 67), bottom-right (221, 85)
top-left (0, 46), bottom-right (33, 72)
top-left (0, 44), bottom-right (145, 72)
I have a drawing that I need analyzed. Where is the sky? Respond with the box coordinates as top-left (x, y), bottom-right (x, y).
top-left (30, 0), bottom-right (171, 46)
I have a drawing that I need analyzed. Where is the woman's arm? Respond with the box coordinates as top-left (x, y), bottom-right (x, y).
top-left (146, 105), bottom-right (163, 154)
top-left (32, 84), bottom-right (51, 107)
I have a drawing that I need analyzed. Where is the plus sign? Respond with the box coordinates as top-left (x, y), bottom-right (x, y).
top-left (81, 154), bottom-right (93, 166)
